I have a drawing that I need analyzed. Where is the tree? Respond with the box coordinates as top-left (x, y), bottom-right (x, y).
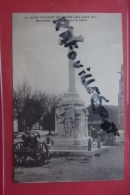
top-left (22, 98), bottom-right (43, 130)
top-left (40, 94), bottom-right (62, 131)
top-left (13, 81), bottom-right (32, 121)
top-left (13, 81), bottom-right (62, 132)
top-left (13, 81), bottom-right (43, 131)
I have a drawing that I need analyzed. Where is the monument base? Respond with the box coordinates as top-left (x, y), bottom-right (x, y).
top-left (48, 144), bottom-right (88, 151)
top-left (48, 145), bottom-right (110, 157)
top-left (51, 137), bottom-right (88, 146)
top-left (55, 91), bottom-right (89, 146)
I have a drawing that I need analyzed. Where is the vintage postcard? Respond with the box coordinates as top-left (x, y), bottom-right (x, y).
top-left (13, 13), bottom-right (124, 182)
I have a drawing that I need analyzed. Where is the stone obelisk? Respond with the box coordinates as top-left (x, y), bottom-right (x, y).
top-left (68, 27), bottom-right (76, 93)
top-left (55, 26), bottom-right (88, 146)
top-left (61, 27), bottom-right (84, 106)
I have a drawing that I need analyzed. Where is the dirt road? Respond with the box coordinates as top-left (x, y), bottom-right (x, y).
top-left (14, 140), bottom-right (124, 182)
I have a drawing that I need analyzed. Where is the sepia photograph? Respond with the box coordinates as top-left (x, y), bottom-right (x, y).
top-left (13, 13), bottom-right (124, 182)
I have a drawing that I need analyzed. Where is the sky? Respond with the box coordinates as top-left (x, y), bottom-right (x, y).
top-left (12, 13), bottom-right (123, 107)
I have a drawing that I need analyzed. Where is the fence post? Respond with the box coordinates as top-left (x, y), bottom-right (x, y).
top-left (47, 137), bottom-right (50, 144)
top-left (97, 135), bottom-right (101, 148)
top-left (88, 137), bottom-right (91, 151)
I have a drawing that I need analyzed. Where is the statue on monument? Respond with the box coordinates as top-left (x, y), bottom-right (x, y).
top-left (64, 105), bottom-right (75, 136)
top-left (55, 104), bottom-right (75, 137)
top-left (55, 105), bottom-right (66, 137)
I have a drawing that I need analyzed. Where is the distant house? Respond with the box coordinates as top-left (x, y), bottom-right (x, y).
top-left (13, 119), bottom-right (43, 132)
top-left (87, 105), bottom-right (118, 131)
top-left (31, 122), bottom-right (43, 130)
top-left (87, 105), bottom-right (103, 131)
top-left (13, 120), bottom-right (18, 132)
top-left (88, 120), bottom-right (102, 131)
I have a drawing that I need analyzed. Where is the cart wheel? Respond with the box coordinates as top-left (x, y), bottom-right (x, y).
top-left (14, 142), bottom-right (27, 165)
top-left (34, 143), bottom-right (48, 165)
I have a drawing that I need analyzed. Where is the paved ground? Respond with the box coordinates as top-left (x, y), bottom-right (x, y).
top-left (14, 131), bottom-right (124, 182)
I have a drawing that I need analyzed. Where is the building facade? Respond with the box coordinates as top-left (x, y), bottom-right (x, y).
top-left (118, 64), bottom-right (124, 129)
